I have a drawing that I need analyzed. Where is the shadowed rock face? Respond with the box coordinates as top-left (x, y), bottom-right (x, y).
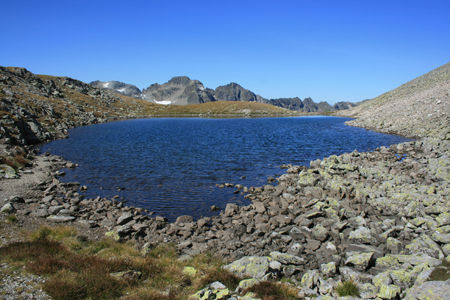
top-left (214, 82), bottom-right (264, 102)
top-left (268, 97), bottom-right (336, 112)
top-left (141, 76), bottom-right (215, 105)
top-left (90, 80), bottom-right (141, 98)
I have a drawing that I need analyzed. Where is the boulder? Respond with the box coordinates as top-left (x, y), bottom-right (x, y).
top-left (223, 256), bottom-right (270, 279)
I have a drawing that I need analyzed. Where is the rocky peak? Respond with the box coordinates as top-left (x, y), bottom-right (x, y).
top-left (214, 82), bottom-right (262, 102)
top-left (90, 80), bottom-right (141, 98)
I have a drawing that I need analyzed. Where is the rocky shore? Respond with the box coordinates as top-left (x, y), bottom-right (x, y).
top-left (1, 63), bottom-right (449, 299)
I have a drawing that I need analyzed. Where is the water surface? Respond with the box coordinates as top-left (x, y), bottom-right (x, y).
top-left (40, 117), bottom-right (410, 221)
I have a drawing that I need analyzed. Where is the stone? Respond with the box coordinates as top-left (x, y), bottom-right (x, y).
top-left (320, 262), bottom-right (336, 277)
top-left (210, 281), bottom-right (226, 290)
top-left (287, 243), bottom-right (304, 256)
top-left (183, 266), bottom-right (197, 277)
top-left (223, 256), bottom-right (270, 279)
top-left (390, 269), bottom-right (414, 289)
top-left (345, 252), bottom-right (374, 271)
top-left (269, 260), bottom-right (282, 271)
top-left (176, 215), bottom-right (194, 224)
top-left (404, 279), bottom-right (450, 300)
top-left (0, 164), bottom-right (17, 178)
top-left (432, 232), bottom-right (450, 244)
top-left (372, 271), bottom-right (392, 288)
top-left (110, 270), bottom-right (141, 281)
top-left (312, 224), bottom-right (329, 242)
top-left (269, 251), bottom-right (304, 265)
top-left (48, 205), bottom-right (64, 215)
top-left (348, 226), bottom-right (373, 244)
top-left (377, 284), bottom-right (401, 299)
top-left (117, 213), bottom-right (133, 225)
top-left (386, 237), bottom-right (402, 254)
top-left (236, 278), bottom-right (260, 293)
top-left (34, 208), bottom-right (49, 218)
top-left (105, 231), bottom-right (120, 241)
top-left (300, 270), bottom-right (319, 289)
top-left (0, 203), bottom-right (15, 214)
top-left (46, 215), bottom-right (75, 222)
top-left (253, 201), bottom-right (265, 213)
top-left (305, 239), bottom-right (321, 251)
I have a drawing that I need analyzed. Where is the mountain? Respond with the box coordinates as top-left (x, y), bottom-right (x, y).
top-left (267, 97), bottom-right (335, 112)
top-left (90, 75), bottom-right (355, 112)
top-left (214, 82), bottom-right (265, 102)
top-left (90, 80), bottom-right (141, 98)
top-left (333, 101), bottom-right (358, 110)
top-left (141, 76), bottom-right (215, 105)
top-left (338, 62), bottom-right (450, 138)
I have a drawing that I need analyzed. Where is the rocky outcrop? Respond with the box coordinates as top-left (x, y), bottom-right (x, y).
top-left (141, 76), bottom-right (216, 105)
top-left (90, 80), bottom-right (141, 98)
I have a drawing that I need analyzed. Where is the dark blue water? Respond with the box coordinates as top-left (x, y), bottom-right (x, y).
top-left (40, 117), bottom-right (410, 221)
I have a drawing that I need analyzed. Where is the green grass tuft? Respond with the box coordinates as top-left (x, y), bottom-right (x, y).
top-left (335, 280), bottom-right (360, 297)
top-left (243, 281), bottom-right (298, 300)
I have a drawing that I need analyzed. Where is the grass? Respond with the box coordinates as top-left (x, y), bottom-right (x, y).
top-left (335, 280), bottom-right (360, 297)
top-left (6, 214), bottom-right (18, 223)
top-left (0, 225), bottom-right (245, 300)
top-left (243, 281), bottom-right (299, 300)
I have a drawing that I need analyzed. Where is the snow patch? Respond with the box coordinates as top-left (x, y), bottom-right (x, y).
top-left (103, 82), bottom-right (111, 88)
top-left (154, 100), bottom-right (172, 105)
top-left (117, 88), bottom-right (126, 92)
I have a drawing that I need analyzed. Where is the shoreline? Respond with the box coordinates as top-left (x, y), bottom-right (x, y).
top-left (1, 116), bottom-right (448, 298)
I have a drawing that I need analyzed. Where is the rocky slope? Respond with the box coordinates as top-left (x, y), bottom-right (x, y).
top-left (338, 62), bottom-right (450, 139)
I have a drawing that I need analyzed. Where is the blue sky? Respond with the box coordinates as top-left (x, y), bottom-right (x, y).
top-left (1, 0), bottom-right (449, 104)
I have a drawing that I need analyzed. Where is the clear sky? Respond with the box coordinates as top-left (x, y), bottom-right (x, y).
top-left (1, 0), bottom-right (449, 104)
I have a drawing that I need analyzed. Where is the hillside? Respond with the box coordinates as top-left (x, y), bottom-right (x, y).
top-left (338, 63), bottom-right (450, 138)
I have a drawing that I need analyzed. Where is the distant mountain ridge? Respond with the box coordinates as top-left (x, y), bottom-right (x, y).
top-left (90, 77), bottom-right (358, 112)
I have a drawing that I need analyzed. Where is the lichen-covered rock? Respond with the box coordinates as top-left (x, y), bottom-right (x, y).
top-left (236, 278), bottom-right (260, 293)
top-left (348, 227), bottom-right (373, 244)
top-left (105, 230), bottom-right (120, 241)
top-left (183, 266), bottom-right (197, 277)
top-left (404, 279), bottom-right (450, 300)
top-left (345, 252), bottom-right (374, 271)
top-left (377, 284), bottom-right (401, 299)
top-left (269, 251), bottom-right (304, 265)
top-left (300, 270), bottom-right (319, 289)
top-left (0, 203), bottom-right (15, 214)
top-left (0, 164), bottom-right (18, 179)
top-left (372, 271), bottom-right (392, 288)
top-left (320, 262), bottom-right (337, 277)
top-left (224, 256), bottom-right (270, 279)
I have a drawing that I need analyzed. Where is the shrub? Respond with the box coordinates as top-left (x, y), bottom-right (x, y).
top-left (335, 280), bottom-right (360, 297)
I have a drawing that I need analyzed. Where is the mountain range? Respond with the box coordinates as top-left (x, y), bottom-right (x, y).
top-left (90, 77), bottom-right (357, 112)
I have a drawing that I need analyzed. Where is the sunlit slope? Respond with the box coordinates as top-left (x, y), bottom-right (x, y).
top-left (338, 63), bottom-right (450, 138)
